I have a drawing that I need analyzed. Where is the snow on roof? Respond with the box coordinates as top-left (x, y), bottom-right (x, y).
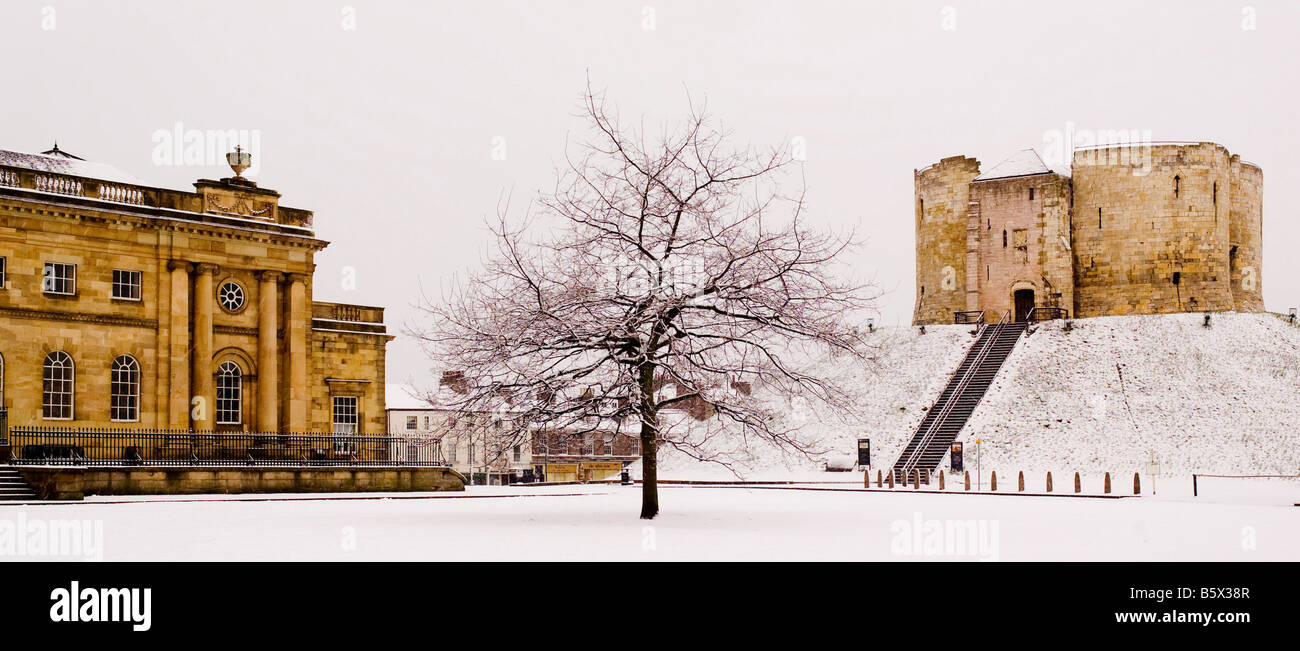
top-left (973, 149), bottom-right (1054, 181)
top-left (0, 146), bottom-right (147, 186)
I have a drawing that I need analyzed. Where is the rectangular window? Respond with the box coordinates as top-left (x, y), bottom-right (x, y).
top-left (111, 269), bottom-right (142, 301)
top-left (448, 440), bottom-right (458, 463)
top-left (1028, 187), bottom-right (1035, 200)
top-left (42, 262), bottom-right (76, 296)
top-left (333, 396), bottom-right (359, 435)
top-left (406, 415), bottom-right (418, 430)
top-left (0, 257), bottom-right (6, 288)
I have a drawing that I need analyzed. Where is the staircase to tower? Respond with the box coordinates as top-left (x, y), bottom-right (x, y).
top-left (892, 312), bottom-right (1026, 483)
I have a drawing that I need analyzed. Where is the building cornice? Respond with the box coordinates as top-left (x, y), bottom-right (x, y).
top-left (0, 305), bottom-right (157, 329)
top-left (0, 189), bottom-right (329, 251)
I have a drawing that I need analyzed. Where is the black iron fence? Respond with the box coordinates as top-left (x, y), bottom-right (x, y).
top-left (6, 427), bottom-right (447, 468)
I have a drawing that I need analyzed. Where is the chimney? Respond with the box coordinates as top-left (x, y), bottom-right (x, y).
top-left (441, 370), bottom-right (468, 395)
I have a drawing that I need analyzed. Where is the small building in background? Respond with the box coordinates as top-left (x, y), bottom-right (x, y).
top-left (385, 373), bottom-right (641, 484)
top-left (386, 378), bottom-right (530, 485)
top-left (529, 427), bottom-right (640, 483)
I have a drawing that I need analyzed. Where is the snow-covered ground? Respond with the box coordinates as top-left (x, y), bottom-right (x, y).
top-left (15, 312), bottom-right (1275, 563)
top-left (652, 313), bottom-right (1300, 481)
top-left (2, 482), bottom-right (1293, 561)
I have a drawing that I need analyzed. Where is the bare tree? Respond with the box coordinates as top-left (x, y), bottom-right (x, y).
top-left (414, 83), bottom-right (876, 518)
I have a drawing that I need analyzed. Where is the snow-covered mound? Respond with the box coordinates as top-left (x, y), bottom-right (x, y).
top-left (653, 312), bottom-right (1300, 480)
top-left (968, 312), bottom-right (1300, 476)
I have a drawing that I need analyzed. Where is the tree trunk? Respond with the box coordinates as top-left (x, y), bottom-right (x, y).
top-left (638, 363), bottom-right (659, 519)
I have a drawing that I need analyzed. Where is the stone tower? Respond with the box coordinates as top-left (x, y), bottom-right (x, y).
top-left (1229, 155), bottom-right (1264, 311)
top-left (967, 150), bottom-right (1074, 322)
top-left (1072, 142), bottom-right (1240, 317)
top-left (913, 141), bottom-right (1263, 325)
top-left (914, 156), bottom-right (980, 325)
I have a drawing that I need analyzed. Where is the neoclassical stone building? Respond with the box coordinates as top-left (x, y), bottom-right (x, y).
top-left (914, 142), bottom-right (1263, 324)
top-left (0, 144), bottom-right (391, 433)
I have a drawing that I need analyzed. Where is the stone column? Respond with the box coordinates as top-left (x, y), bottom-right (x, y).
top-left (285, 273), bottom-right (310, 433)
top-left (257, 271), bottom-right (283, 433)
top-left (190, 263), bottom-right (218, 430)
top-left (166, 261), bottom-right (192, 429)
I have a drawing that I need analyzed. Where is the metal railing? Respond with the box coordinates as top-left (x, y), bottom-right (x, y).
top-left (6, 427), bottom-right (448, 467)
top-left (1026, 307), bottom-right (1068, 323)
top-left (953, 310), bottom-right (986, 325)
top-left (897, 310), bottom-right (1011, 480)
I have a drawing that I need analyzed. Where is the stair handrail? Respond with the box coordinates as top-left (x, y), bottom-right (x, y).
top-left (897, 310), bottom-right (1011, 477)
top-left (1026, 306), bottom-right (1068, 323)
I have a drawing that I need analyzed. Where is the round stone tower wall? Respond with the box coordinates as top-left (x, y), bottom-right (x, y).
top-left (1229, 156), bottom-right (1263, 311)
top-left (914, 155), bottom-right (979, 325)
top-left (1071, 143), bottom-right (1234, 318)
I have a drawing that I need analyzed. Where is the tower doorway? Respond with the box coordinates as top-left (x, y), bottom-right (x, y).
top-left (1013, 289), bottom-right (1035, 322)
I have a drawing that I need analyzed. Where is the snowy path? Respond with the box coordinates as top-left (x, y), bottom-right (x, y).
top-left (3, 484), bottom-right (1293, 561)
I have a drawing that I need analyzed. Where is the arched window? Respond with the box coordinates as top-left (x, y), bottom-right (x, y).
top-left (42, 351), bottom-right (74, 420)
top-left (216, 361), bottom-right (242, 425)
top-left (110, 355), bottom-right (141, 422)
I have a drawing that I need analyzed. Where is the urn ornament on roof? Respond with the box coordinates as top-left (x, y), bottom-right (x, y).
top-left (226, 145), bottom-right (252, 178)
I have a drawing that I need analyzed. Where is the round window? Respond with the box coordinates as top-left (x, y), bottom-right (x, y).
top-left (218, 281), bottom-right (245, 312)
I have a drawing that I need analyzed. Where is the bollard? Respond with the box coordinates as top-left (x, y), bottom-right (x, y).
top-left (939, 470), bottom-right (945, 490)
top-left (1074, 472), bottom-right (1081, 493)
top-left (964, 471), bottom-right (970, 491)
top-left (864, 468), bottom-right (870, 489)
top-left (912, 470), bottom-right (920, 490)
top-left (877, 469), bottom-right (883, 488)
top-left (990, 471), bottom-right (997, 491)
top-left (1046, 471), bottom-right (1053, 492)
top-left (1104, 472), bottom-right (1111, 494)
top-left (1018, 471), bottom-right (1025, 492)
top-left (1133, 472), bottom-right (1141, 495)
top-left (887, 472), bottom-right (894, 489)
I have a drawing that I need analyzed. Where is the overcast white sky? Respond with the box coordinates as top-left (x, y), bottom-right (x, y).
top-left (2, 0), bottom-right (1297, 390)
